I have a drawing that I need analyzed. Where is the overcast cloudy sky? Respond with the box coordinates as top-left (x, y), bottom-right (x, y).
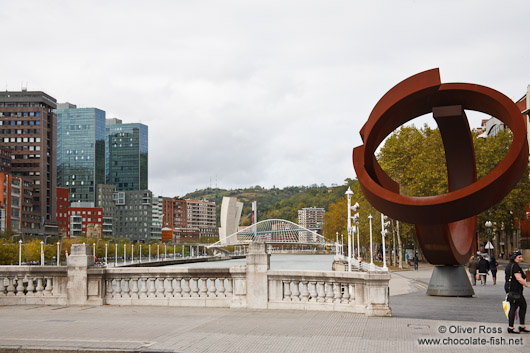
top-left (2, 1), bottom-right (529, 197)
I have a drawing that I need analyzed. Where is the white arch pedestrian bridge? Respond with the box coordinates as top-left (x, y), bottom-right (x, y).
top-left (208, 219), bottom-right (328, 248)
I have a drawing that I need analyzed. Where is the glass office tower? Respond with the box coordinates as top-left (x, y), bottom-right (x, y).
top-left (106, 121), bottom-right (148, 191)
top-left (56, 105), bottom-right (106, 204)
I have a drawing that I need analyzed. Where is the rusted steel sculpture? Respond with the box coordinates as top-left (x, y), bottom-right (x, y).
top-left (353, 69), bottom-right (528, 265)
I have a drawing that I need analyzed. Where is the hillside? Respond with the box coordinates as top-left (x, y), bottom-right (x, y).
top-left (183, 182), bottom-right (353, 226)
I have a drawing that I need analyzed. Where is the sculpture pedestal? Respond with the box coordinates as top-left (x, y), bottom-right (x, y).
top-left (427, 265), bottom-right (474, 297)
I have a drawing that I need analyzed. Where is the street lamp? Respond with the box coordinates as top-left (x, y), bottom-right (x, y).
top-left (368, 215), bottom-right (373, 265)
top-left (485, 220), bottom-right (493, 256)
top-left (381, 214), bottom-right (390, 270)
top-left (40, 241), bottom-right (44, 266)
top-left (56, 242), bottom-right (60, 266)
top-left (18, 240), bottom-right (22, 266)
top-left (352, 203), bottom-right (360, 259)
top-left (345, 187), bottom-right (354, 272)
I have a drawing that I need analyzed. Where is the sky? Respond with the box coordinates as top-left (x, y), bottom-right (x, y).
top-left (2, 0), bottom-right (530, 197)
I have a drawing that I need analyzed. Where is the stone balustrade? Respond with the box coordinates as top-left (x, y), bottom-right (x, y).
top-left (0, 266), bottom-right (67, 305)
top-left (0, 243), bottom-right (391, 316)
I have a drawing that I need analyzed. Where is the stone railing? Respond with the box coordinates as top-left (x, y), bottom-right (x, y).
top-left (0, 243), bottom-right (391, 316)
top-left (0, 266), bottom-right (67, 305)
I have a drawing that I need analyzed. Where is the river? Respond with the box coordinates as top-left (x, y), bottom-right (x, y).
top-left (170, 254), bottom-right (335, 271)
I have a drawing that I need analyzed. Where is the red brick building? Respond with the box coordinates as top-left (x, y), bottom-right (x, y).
top-left (56, 187), bottom-right (69, 236)
top-left (67, 205), bottom-right (104, 238)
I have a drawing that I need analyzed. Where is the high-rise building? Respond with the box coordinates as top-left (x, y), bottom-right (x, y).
top-left (96, 184), bottom-right (116, 238)
top-left (162, 198), bottom-right (218, 240)
top-left (56, 104), bottom-right (106, 204)
top-left (0, 91), bottom-right (57, 235)
top-left (56, 187), bottom-right (69, 236)
top-left (162, 198), bottom-right (187, 228)
top-left (298, 207), bottom-right (325, 230)
top-left (0, 173), bottom-right (32, 234)
top-left (106, 120), bottom-right (148, 191)
top-left (151, 196), bottom-right (163, 240)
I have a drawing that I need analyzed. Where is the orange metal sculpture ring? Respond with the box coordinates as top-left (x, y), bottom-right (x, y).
top-left (353, 69), bottom-right (529, 265)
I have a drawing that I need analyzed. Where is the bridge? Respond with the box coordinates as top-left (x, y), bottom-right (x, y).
top-left (209, 219), bottom-right (329, 248)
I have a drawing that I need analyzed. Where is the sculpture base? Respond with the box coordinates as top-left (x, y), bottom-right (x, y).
top-left (426, 265), bottom-right (474, 297)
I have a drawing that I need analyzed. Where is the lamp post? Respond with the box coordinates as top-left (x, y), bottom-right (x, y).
top-left (40, 241), bottom-right (44, 266)
top-left (157, 244), bottom-right (160, 260)
top-left (345, 187), bottom-right (354, 271)
top-left (149, 244), bottom-right (151, 262)
top-left (57, 242), bottom-right (60, 266)
top-left (123, 244), bottom-right (127, 265)
top-left (485, 220), bottom-right (493, 256)
top-left (18, 240), bottom-right (22, 266)
top-left (341, 234), bottom-right (344, 257)
top-left (131, 243), bottom-right (134, 263)
top-left (115, 243), bottom-right (118, 267)
top-left (368, 215), bottom-right (373, 265)
top-left (381, 214), bottom-right (390, 270)
top-left (105, 243), bottom-right (108, 265)
top-left (164, 244), bottom-right (167, 260)
top-left (139, 244), bottom-right (142, 263)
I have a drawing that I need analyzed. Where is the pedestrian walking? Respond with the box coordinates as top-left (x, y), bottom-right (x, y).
top-left (413, 253), bottom-right (418, 271)
top-left (477, 255), bottom-right (490, 285)
top-left (490, 256), bottom-right (498, 285)
top-left (468, 255), bottom-right (478, 285)
top-left (505, 250), bottom-right (530, 334)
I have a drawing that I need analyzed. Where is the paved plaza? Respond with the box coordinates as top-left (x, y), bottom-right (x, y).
top-left (0, 262), bottom-right (529, 353)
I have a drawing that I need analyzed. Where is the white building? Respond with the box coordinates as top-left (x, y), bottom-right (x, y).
top-left (219, 197), bottom-right (243, 243)
top-left (298, 207), bottom-right (324, 231)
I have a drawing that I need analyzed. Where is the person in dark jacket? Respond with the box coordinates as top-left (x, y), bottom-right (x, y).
top-left (413, 253), bottom-right (419, 271)
top-left (490, 256), bottom-right (498, 285)
top-left (505, 250), bottom-right (530, 334)
top-left (477, 255), bottom-right (490, 285)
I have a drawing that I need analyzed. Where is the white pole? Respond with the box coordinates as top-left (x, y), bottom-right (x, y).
top-left (93, 243), bottom-right (96, 258)
top-left (115, 243), bottom-right (117, 267)
top-left (346, 188), bottom-right (352, 271)
top-left (139, 244), bottom-right (142, 263)
top-left (381, 214), bottom-right (387, 270)
top-left (123, 244), bottom-right (127, 265)
top-left (369, 215), bottom-right (373, 265)
top-left (40, 241), bottom-right (44, 266)
top-left (357, 221), bottom-right (361, 258)
top-left (18, 240), bottom-right (22, 266)
top-left (157, 244), bottom-right (160, 260)
top-left (164, 244), bottom-right (167, 260)
top-left (149, 244), bottom-right (151, 262)
top-left (341, 234), bottom-right (344, 256)
top-left (182, 244), bottom-right (185, 257)
top-left (173, 245), bottom-right (176, 259)
top-left (131, 244), bottom-right (134, 263)
top-left (105, 243), bottom-right (108, 264)
top-left (57, 242), bottom-right (60, 266)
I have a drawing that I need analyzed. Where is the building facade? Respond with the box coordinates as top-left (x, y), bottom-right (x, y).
top-left (0, 91), bottom-right (57, 235)
top-left (106, 120), bottom-right (148, 191)
top-left (297, 207), bottom-right (325, 230)
top-left (219, 196), bottom-right (243, 243)
top-left (162, 198), bottom-right (187, 229)
top-left (0, 173), bottom-right (32, 234)
top-left (56, 104), bottom-right (106, 204)
top-left (96, 184), bottom-right (116, 238)
top-left (67, 203), bottom-right (104, 238)
top-left (113, 189), bottom-right (152, 241)
top-left (151, 196), bottom-right (163, 241)
top-left (56, 187), bottom-right (69, 237)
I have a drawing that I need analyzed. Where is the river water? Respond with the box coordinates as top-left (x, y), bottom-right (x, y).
top-left (170, 254), bottom-right (335, 271)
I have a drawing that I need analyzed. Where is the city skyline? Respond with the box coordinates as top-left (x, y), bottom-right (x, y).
top-left (2, 1), bottom-right (530, 197)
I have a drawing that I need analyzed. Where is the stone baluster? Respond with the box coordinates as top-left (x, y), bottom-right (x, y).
top-left (131, 278), bottom-right (139, 299)
top-left (182, 278), bottom-right (191, 298)
top-left (217, 278), bottom-right (226, 298)
top-left (291, 280), bottom-right (300, 302)
top-left (35, 277), bottom-right (44, 296)
top-left (105, 279), bottom-right (113, 299)
top-left (15, 276), bottom-right (25, 296)
top-left (139, 278), bottom-right (148, 299)
top-left (26, 277), bottom-right (35, 296)
top-left (199, 278), bottom-right (208, 298)
top-left (43, 277), bottom-right (53, 296)
top-left (0, 276), bottom-right (6, 296)
top-left (147, 278), bottom-right (156, 298)
top-left (309, 281), bottom-right (318, 302)
top-left (325, 282), bottom-right (334, 303)
top-left (6, 276), bottom-right (16, 296)
top-left (165, 277), bottom-right (173, 298)
top-left (300, 281), bottom-right (310, 302)
top-left (207, 278), bottom-right (217, 298)
top-left (341, 283), bottom-right (350, 303)
top-left (225, 278), bottom-right (233, 297)
top-left (156, 277), bottom-right (165, 298)
top-left (283, 281), bottom-right (292, 301)
top-left (190, 278), bottom-right (199, 297)
top-left (174, 277), bottom-right (182, 298)
top-left (122, 278), bottom-right (130, 298)
top-left (333, 282), bottom-right (342, 303)
top-left (317, 281), bottom-right (326, 302)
